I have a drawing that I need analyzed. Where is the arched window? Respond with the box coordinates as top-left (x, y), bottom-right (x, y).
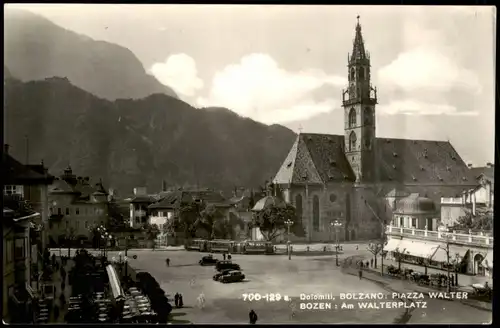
top-left (348, 108), bottom-right (356, 127)
top-left (364, 107), bottom-right (372, 125)
top-left (295, 194), bottom-right (303, 223)
top-left (350, 68), bottom-right (355, 81)
top-left (312, 195), bottom-right (320, 232)
top-left (349, 131), bottom-right (357, 151)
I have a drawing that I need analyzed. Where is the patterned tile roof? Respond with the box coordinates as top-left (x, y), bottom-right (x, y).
top-left (470, 166), bottom-right (494, 182)
top-left (2, 152), bottom-right (54, 185)
top-left (148, 189), bottom-right (228, 209)
top-left (273, 133), bottom-right (477, 187)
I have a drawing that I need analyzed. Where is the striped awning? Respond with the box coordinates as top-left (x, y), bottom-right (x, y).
top-left (398, 240), bottom-right (438, 259)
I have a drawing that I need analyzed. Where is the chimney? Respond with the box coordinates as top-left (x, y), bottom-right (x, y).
top-left (162, 180), bottom-right (167, 192)
top-left (4, 144), bottom-right (9, 154)
top-left (467, 163), bottom-right (473, 168)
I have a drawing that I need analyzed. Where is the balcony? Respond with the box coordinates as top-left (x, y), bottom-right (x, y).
top-left (386, 225), bottom-right (493, 248)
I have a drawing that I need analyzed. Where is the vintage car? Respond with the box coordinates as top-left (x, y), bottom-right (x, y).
top-left (199, 255), bottom-right (219, 266)
top-left (219, 270), bottom-right (245, 283)
top-left (213, 269), bottom-right (233, 281)
top-left (215, 260), bottom-right (240, 272)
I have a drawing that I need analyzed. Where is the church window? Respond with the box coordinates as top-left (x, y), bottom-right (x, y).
top-left (295, 194), bottom-right (303, 223)
top-left (330, 194), bottom-right (337, 203)
top-left (348, 108), bottom-right (356, 127)
top-left (350, 67), bottom-right (355, 80)
top-left (349, 131), bottom-right (357, 151)
top-left (313, 195), bottom-right (320, 232)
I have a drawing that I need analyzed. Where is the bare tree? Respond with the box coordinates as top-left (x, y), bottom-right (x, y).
top-left (366, 242), bottom-right (383, 268)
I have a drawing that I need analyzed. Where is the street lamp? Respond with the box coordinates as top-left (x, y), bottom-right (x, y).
top-left (333, 220), bottom-right (343, 266)
top-left (284, 219), bottom-right (293, 260)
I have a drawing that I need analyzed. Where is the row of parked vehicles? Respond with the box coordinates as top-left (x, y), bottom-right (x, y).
top-left (186, 239), bottom-right (274, 254)
top-left (199, 255), bottom-right (246, 283)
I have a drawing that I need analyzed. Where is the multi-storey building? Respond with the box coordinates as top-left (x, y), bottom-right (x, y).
top-left (47, 166), bottom-right (109, 247)
top-left (2, 144), bottom-right (54, 323)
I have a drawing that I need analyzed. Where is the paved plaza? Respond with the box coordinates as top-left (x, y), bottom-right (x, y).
top-left (53, 247), bottom-right (491, 324)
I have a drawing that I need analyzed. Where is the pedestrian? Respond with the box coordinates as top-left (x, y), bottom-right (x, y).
top-left (166, 258), bottom-right (170, 267)
top-left (178, 294), bottom-right (184, 308)
top-left (174, 293), bottom-right (179, 307)
top-left (197, 292), bottom-right (206, 309)
top-left (366, 261), bottom-right (369, 268)
top-left (228, 254), bottom-right (232, 260)
top-left (359, 261), bottom-right (363, 268)
top-left (249, 309), bottom-right (258, 324)
top-left (356, 245), bottom-right (358, 250)
top-left (52, 254), bottom-right (56, 266)
top-left (358, 269), bottom-right (363, 280)
top-left (223, 253), bottom-right (226, 261)
top-left (370, 259), bottom-right (373, 267)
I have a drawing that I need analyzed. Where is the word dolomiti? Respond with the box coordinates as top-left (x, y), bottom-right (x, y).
top-left (241, 293), bottom-right (284, 302)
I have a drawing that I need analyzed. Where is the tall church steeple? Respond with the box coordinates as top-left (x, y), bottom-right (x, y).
top-left (342, 17), bottom-right (378, 184)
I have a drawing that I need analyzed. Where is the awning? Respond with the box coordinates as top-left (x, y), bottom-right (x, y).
top-left (482, 252), bottom-right (493, 269)
top-left (431, 246), bottom-right (468, 263)
top-left (106, 265), bottom-right (124, 301)
top-left (384, 239), bottom-right (402, 252)
top-left (398, 240), bottom-right (438, 259)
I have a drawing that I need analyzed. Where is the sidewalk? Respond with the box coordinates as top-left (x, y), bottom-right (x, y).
top-left (48, 258), bottom-right (74, 323)
top-left (342, 256), bottom-right (491, 313)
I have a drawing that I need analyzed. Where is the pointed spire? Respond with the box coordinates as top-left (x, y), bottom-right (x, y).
top-left (350, 15), bottom-right (367, 63)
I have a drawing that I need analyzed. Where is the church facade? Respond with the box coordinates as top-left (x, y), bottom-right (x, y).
top-left (272, 19), bottom-right (477, 242)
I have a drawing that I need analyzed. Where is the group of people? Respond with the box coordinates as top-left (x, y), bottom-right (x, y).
top-left (174, 293), bottom-right (184, 308)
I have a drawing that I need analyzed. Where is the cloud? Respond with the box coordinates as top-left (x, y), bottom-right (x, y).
top-left (197, 53), bottom-right (346, 124)
top-left (378, 48), bottom-right (482, 94)
top-left (378, 99), bottom-right (479, 116)
top-left (149, 53), bottom-right (204, 97)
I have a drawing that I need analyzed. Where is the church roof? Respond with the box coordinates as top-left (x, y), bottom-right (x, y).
top-left (273, 133), bottom-right (477, 187)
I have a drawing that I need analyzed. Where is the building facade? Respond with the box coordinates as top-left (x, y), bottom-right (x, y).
top-left (47, 166), bottom-right (109, 247)
top-left (272, 19), bottom-right (477, 242)
top-left (2, 145), bottom-right (54, 323)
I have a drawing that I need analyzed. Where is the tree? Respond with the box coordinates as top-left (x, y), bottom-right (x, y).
top-left (393, 247), bottom-right (406, 271)
top-left (456, 209), bottom-right (493, 231)
top-left (198, 205), bottom-right (228, 239)
top-left (251, 203), bottom-right (305, 242)
top-left (64, 227), bottom-right (76, 257)
top-left (106, 201), bottom-right (128, 230)
top-left (143, 223), bottom-right (160, 250)
top-left (367, 243), bottom-right (383, 268)
top-left (176, 202), bottom-right (204, 239)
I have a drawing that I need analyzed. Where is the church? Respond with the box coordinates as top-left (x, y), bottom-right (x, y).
top-left (272, 18), bottom-right (477, 242)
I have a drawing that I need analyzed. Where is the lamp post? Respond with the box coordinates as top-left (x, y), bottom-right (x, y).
top-left (333, 220), bottom-right (343, 266)
top-left (285, 219), bottom-right (293, 260)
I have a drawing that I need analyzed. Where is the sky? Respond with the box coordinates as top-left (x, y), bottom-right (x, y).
top-left (7, 4), bottom-right (497, 166)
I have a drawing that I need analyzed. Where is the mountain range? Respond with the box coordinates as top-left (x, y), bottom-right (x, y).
top-left (4, 8), bottom-right (178, 100)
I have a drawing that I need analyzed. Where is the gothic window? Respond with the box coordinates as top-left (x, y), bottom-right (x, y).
top-left (295, 194), bottom-right (303, 223)
top-left (349, 131), bottom-right (357, 152)
top-left (364, 107), bottom-right (372, 125)
top-left (350, 67), bottom-right (355, 81)
top-left (348, 108), bottom-right (356, 127)
top-left (313, 195), bottom-right (320, 232)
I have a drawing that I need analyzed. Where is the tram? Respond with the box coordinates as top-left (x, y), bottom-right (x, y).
top-left (237, 240), bottom-right (274, 254)
top-left (208, 239), bottom-right (234, 253)
top-left (185, 239), bottom-right (209, 252)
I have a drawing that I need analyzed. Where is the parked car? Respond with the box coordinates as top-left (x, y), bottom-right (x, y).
top-left (199, 255), bottom-right (218, 266)
top-left (216, 261), bottom-right (240, 272)
top-left (213, 269), bottom-right (232, 281)
top-left (219, 270), bottom-right (245, 283)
